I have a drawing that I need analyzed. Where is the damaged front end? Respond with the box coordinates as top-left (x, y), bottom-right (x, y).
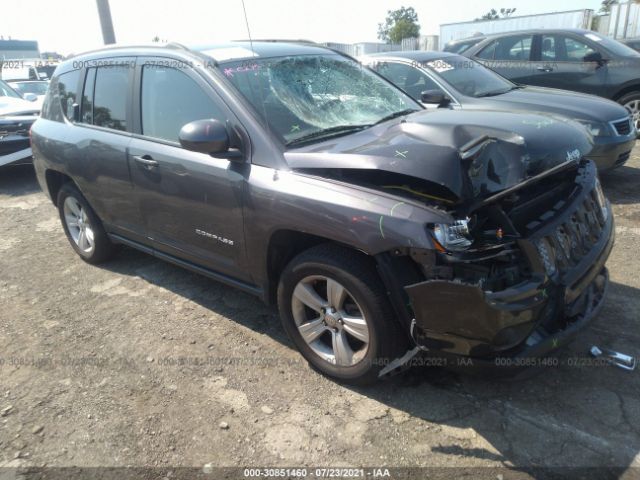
top-left (399, 158), bottom-right (612, 362)
top-left (286, 109), bottom-right (612, 365)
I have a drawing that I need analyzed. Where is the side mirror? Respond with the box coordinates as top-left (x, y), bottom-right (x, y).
top-left (179, 119), bottom-right (229, 154)
top-left (584, 51), bottom-right (606, 65)
top-left (420, 89), bottom-right (450, 106)
top-left (24, 93), bottom-right (38, 102)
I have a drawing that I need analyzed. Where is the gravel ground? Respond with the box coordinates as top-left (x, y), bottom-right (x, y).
top-left (0, 143), bottom-right (639, 480)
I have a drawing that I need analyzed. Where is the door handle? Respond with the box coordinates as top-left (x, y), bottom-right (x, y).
top-left (537, 66), bottom-right (554, 72)
top-left (133, 155), bottom-right (159, 169)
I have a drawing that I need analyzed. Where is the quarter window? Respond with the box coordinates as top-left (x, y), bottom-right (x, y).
top-left (57, 69), bottom-right (81, 122)
top-left (140, 64), bottom-right (224, 143)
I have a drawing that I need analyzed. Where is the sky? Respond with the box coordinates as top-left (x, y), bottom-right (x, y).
top-left (0, 0), bottom-right (604, 56)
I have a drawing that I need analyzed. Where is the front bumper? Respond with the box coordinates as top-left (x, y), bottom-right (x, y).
top-left (405, 162), bottom-right (614, 361)
top-left (587, 133), bottom-right (636, 171)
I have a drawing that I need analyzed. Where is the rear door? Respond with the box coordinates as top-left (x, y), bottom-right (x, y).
top-left (473, 33), bottom-right (538, 85)
top-left (73, 59), bottom-right (144, 240)
top-left (128, 57), bottom-right (249, 278)
top-left (527, 33), bottom-right (609, 96)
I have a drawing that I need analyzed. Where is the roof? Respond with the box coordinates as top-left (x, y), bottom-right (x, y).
top-left (191, 41), bottom-right (335, 62)
top-left (453, 28), bottom-right (592, 43)
top-left (365, 51), bottom-right (458, 62)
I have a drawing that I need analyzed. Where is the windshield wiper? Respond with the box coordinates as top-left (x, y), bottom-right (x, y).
top-left (475, 86), bottom-right (522, 97)
top-left (286, 124), bottom-right (372, 147)
top-left (374, 108), bottom-right (420, 125)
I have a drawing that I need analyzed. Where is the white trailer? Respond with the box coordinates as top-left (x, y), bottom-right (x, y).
top-left (608, 2), bottom-right (640, 40)
top-left (440, 9), bottom-right (594, 49)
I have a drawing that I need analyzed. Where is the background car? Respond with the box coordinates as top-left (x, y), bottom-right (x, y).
top-left (455, 29), bottom-right (640, 132)
top-left (362, 51), bottom-right (637, 171)
top-left (8, 80), bottom-right (49, 109)
top-left (0, 79), bottom-right (39, 167)
top-left (622, 38), bottom-right (640, 52)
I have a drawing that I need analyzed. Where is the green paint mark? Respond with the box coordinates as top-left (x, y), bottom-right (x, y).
top-left (379, 215), bottom-right (386, 239)
top-left (390, 201), bottom-right (406, 217)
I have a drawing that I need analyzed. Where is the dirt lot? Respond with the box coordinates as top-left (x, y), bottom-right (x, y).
top-left (1, 143), bottom-right (640, 479)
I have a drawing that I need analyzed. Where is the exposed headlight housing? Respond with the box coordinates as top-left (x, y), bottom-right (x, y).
top-left (577, 120), bottom-right (610, 137)
top-left (535, 238), bottom-right (557, 276)
top-left (594, 178), bottom-right (609, 222)
top-left (431, 218), bottom-right (473, 252)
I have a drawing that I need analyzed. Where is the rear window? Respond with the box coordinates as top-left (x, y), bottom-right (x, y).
top-left (41, 69), bottom-right (80, 122)
top-left (444, 39), bottom-right (483, 54)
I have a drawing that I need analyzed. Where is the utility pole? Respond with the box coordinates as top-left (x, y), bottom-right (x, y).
top-left (96, 0), bottom-right (116, 45)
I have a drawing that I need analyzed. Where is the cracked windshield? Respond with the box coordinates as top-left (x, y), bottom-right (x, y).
top-left (222, 54), bottom-right (418, 145)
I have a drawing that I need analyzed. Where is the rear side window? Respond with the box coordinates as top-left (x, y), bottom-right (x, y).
top-left (140, 65), bottom-right (224, 142)
top-left (86, 65), bottom-right (129, 131)
top-left (371, 62), bottom-right (441, 100)
top-left (477, 35), bottom-right (533, 61)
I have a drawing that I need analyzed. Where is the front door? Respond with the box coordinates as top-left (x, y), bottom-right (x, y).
top-left (527, 33), bottom-right (609, 96)
top-left (128, 59), bottom-right (249, 279)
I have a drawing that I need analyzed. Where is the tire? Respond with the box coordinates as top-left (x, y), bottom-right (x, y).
top-left (277, 243), bottom-right (408, 385)
top-left (57, 182), bottom-right (114, 264)
top-left (618, 91), bottom-right (640, 134)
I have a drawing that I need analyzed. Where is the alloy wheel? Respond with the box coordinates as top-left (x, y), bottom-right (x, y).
top-left (291, 275), bottom-right (370, 367)
top-left (63, 196), bottom-right (95, 254)
top-left (623, 98), bottom-right (640, 132)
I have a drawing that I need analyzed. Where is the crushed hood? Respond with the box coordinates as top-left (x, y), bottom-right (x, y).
top-left (285, 109), bottom-right (593, 204)
top-left (0, 97), bottom-right (40, 117)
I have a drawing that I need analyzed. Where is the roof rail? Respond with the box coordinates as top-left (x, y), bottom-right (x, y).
top-left (165, 42), bottom-right (190, 51)
top-left (232, 39), bottom-right (318, 45)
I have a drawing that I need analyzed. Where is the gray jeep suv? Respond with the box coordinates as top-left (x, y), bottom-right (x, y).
top-left (31, 42), bottom-right (614, 384)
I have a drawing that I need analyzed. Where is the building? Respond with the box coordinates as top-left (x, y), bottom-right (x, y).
top-left (0, 39), bottom-right (40, 60)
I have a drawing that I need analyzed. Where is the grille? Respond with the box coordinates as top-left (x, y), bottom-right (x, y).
top-left (612, 118), bottom-right (632, 136)
top-left (538, 189), bottom-right (607, 277)
top-left (616, 150), bottom-right (631, 166)
top-left (0, 137), bottom-right (30, 156)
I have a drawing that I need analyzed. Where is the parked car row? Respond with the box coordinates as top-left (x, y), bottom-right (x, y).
top-left (361, 51), bottom-right (636, 170)
top-left (444, 29), bottom-right (640, 132)
top-left (30, 41), bottom-right (620, 383)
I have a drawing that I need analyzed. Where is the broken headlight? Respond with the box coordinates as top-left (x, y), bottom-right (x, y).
top-left (431, 219), bottom-right (472, 252)
top-left (577, 120), bottom-right (610, 138)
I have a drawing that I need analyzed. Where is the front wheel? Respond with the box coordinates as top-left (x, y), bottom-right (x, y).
top-left (619, 91), bottom-right (640, 133)
top-left (277, 244), bottom-right (408, 384)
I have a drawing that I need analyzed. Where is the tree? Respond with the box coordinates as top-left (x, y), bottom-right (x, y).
top-left (377, 7), bottom-right (420, 44)
top-left (475, 7), bottom-right (517, 21)
top-left (599, 0), bottom-right (617, 14)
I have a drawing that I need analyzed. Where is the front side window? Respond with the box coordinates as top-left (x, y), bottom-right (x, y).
top-left (220, 54), bottom-right (419, 145)
top-left (91, 65), bottom-right (129, 131)
top-left (371, 61), bottom-right (442, 100)
top-left (140, 65), bottom-right (224, 143)
top-left (562, 36), bottom-right (597, 62)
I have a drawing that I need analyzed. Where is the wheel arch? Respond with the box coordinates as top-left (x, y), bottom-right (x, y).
top-left (265, 229), bottom-right (374, 305)
top-left (44, 169), bottom-right (74, 205)
top-left (613, 83), bottom-right (640, 102)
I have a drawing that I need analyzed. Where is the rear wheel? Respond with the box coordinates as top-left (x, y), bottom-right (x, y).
top-left (277, 244), bottom-right (408, 384)
top-left (57, 183), bottom-right (114, 264)
top-left (619, 91), bottom-right (640, 133)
